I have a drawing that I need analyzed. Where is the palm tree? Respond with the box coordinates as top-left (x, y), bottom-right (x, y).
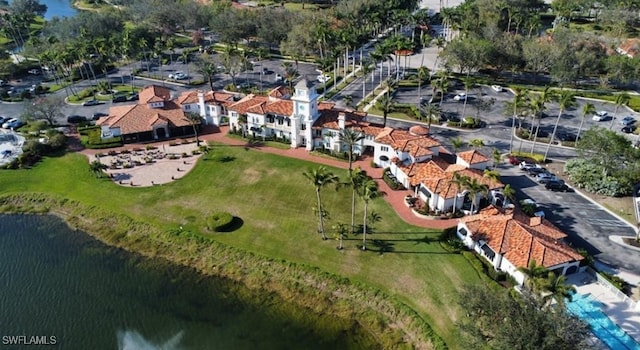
top-left (541, 272), bottom-right (576, 308)
top-left (576, 102), bottom-right (595, 142)
top-left (469, 138), bottom-right (485, 149)
top-left (303, 167), bottom-right (339, 240)
top-left (492, 148), bottom-right (501, 168)
top-left (451, 136), bottom-right (465, 153)
top-left (361, 61), bottom-right (374, 100)
top-left (529, 86), bottom-right (552, 154)
top-left (184, 112), bottom-right (202, 146)
top-left (417, 66), bottom-right (430, 102)
top-left (348, 168), bottom-right (368, 235)
top-left (461, 74), bottom-right (474, 119)
top-left (420, 103), bottom-right (440, 132)
top-left (333, 222), bottom-right (349, 250)
top-left (502, 184), bottom-right (516, 206)
top-left (518, 259), bottom-right (549, 291)
top-left (89, 160), bottom-right (107, 178)
top-left (377, 93), bottom-right (394, 127)
top-left (360, 179), bottom-right (381, 250)
top-left (483, 169), bottom-right (500, 182)
top-left (465, 178), bottom-right (489, 213)
top-left (508, 87), bottom-right (529, 153)
top-left (435, 75), bottom-right (450, 107)
top-left (544, 90), bottom-right (575, 161)
top-left (343, 94), bottom-right (354, 109)
top-left (609, 93), bottom-right (630, 130)
top-left (450, 173), bottom-right (469, 213)
top-left (338, 129), bottom-right (365, 175)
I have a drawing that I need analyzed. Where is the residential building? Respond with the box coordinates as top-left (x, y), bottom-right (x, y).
top-left (177, 90), bottom-right (238, 126)
top-left (456, 205), bottom-right (584, 285)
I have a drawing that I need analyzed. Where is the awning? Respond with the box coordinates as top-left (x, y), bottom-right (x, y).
top-left (480, 244), bottom-right (495, 260)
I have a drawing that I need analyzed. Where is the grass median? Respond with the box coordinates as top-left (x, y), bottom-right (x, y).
top-left (0, 146), bottom-right (482, 349)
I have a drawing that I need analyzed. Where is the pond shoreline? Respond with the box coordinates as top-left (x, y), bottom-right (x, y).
top-left (0, 192), bottom-right (446, 350)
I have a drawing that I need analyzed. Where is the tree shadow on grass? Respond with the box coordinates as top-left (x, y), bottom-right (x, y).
top-left (216, 216), bottom-right (244, 233)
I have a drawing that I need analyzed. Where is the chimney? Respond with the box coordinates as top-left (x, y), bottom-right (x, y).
top-left (529, 216), bottom-right (542, 226)
top-left (338, 112), bottom-right (346, 130)
top-left (197, 91), bottom-right (206, 118)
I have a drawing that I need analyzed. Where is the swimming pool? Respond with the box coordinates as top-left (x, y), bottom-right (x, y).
top-left (566, 293), bottom-right (640, 350)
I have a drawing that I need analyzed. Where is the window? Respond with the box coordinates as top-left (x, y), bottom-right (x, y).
top-left (184, 105), bottom-right (190, 110)
top-left (286, 118), bottom-right (291, 127)
top-left (278, 117), bottom-right (283, 125)
top-left (314, 130), bottom-right (322, 137)
top-left (301, 123), bottom-right (306, 130)
top-left (267, 115), bottom-right (275, 123)
top-left (458, 228), bottom-right (468, 237)
top-left (381, 146), bottom-right (389, 152)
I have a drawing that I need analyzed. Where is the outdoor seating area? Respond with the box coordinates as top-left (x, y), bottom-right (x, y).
top-left (92, 141), bottom-right (203, 187)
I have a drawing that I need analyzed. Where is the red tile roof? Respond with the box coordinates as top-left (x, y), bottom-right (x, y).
top-left (176, 90), bottom-right (236, 106)
top-left (268, 86), bottom-right (291, 99)
top-left (457, 150), bottom-right (489, 165)
top-left (99, 96), bottom-right (189, 135)
top-left (312, 106), bottom-right (384, 135)
top-left (139, 85), bottom-right (171, 104)
top-left (460, 206), bottom-right (583, 269)
top-left (375, 127), bottom-right (440, 158)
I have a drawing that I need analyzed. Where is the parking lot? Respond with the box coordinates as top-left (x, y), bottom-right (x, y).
top-left (498, 162), bottom-right (639, 272)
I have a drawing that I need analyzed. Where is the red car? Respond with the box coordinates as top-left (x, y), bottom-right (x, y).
top-left (508, 155), bottom-right (521, 165)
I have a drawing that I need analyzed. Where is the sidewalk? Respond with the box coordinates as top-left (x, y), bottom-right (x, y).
top-left (201, 126), bottom-right (457, 230)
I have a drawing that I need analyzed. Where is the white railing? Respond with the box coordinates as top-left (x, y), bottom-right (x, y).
top-left (586, 267), bottom-right (638, 310)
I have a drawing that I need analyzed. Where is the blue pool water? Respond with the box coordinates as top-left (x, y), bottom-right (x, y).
top-left (566, 293), bottom-right (640, 350)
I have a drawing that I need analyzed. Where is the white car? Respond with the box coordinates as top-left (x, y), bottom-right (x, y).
top-left (317, 74), bottom-right (331, 83)
top-left (491, 85), bottom-right (503, 92)
top-left (592, 111), bottom-right (609, 121)
top-left (2, 118), bottom-right (18, 129)
top-left (169, 71), bottom-right (187, 80)
top-left (275, 73), bottom-right (283, 82)
top-left (453, 92), bottom-right (466, 101)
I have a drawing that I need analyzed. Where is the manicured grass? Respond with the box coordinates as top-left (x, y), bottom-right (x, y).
top-left (0, 147), bottom-right (482, 348)
top-left (367, 107), bottom-right (416, 121)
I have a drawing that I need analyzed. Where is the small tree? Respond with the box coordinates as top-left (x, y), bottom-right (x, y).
top-left (89, 160), bottom-right (108, 178)
top-left (22, 96), bottom-right (65, 127)
top-left (184, 112), bottom-right (202, 146)
top-left (376, 93), bottom-right (395, 127)
top-left (303, 167), bottom-right (339, 240)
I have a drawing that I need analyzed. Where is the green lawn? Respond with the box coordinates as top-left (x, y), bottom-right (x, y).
top-left (0, 146), bottom-right (482, 348)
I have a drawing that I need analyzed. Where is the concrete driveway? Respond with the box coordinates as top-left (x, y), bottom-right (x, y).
top-left (498, 163), bottom-right (639, 272)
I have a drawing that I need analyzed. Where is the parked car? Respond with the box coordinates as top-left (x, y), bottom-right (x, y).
top-left (28, 69), bottom-right (41, 75)
top-left (275, 73), bottom-right (283, 82)
top-left (527, 167), bottom-right (548, 177)
top-left (491, 85), bottom-right (503, 92)
top-left (508, 155), bottom-right (523, 165)
top-left (0, 80), bottom-right (8, 86)
top-left (262, 68), bottom-right (273, 75)
top-left (453, 92), bottom-right (466, 101)
top-left (536, 173), bottom-right (559, 184)
top-left (82, 99), bottom-right (100, 106)
top-left (67, 115), bottom-right (87, 124)
top-left (168, 71), bottom-right (187, 80)
top-left (592, 111), bottom-right (609, 121)
top-left (545, 180), bottom-right (571, 192)
top-left (519, 161), bottom-right (541, 170)
top-left (2, 118), bottom-right (18, 129)
top-left (92, 112), bottom-right (108, 120)
top-left (619, 116), bottom-right (636, 126)
top-left (0, 116), bottom-right (8, 125)
top-left (112, 95), bottom-right (128, 103)
top-left (557, 132), bottom-right (578, 142)
top-left (127, 93), bottom-right (139, 101)
top-left (317, 74), bottom-right (331, 83)
top-left (622, 125), bottom-right (637, 134)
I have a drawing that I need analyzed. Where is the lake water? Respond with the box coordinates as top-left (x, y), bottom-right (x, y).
top-left (0, 214), bottom-right (373, 349)
top-left (9, 0), bottom-right (77, 19)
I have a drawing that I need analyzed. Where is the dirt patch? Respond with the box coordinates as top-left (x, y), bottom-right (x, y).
top-left (543, 161), bottom-right (636, 225)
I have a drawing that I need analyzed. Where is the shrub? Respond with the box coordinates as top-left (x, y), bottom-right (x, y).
top-left (382, 168), bottom-right (404, 190)
top-left (207, 211), bottom-right (235, 232)
top-left (169, 141), bottom-right (178, 146)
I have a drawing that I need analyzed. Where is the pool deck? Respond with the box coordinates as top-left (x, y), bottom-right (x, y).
top-left (567, 272), bottom-right (640, 345)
